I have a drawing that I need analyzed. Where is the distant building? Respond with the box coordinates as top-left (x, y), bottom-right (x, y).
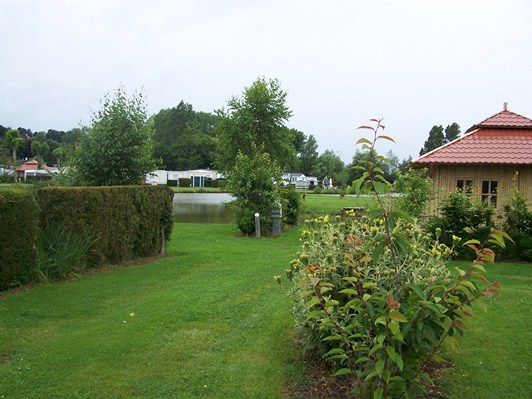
top-left (282, 173), bottom-right (318, 189)
top-left (146, 169), bottom-right (222, 187)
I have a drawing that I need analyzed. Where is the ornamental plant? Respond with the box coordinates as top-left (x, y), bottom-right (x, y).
top-left (280, 119), bottom-right (511, 398)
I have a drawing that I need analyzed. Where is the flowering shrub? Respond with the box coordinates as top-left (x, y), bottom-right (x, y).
top-left (279, 119), bottom-right (510, 398)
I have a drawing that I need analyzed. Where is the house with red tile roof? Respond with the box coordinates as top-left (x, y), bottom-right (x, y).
top-left (16, 159), bottom-right (56, 181)
top-left (411, 104), bottom-right (532, 214)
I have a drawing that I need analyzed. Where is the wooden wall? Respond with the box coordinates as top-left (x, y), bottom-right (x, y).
top-left (425, 164), bottom-right (532, 216)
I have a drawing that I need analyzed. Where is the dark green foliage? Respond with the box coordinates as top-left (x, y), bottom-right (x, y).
top-left (0, 187), bottom-right (40, 290)
top-left (73, 87), bottom-right (156, 186)
top-left (503, 190), bottom-right (532, 261)
top-left (209, 179), bottom-right (226, 189)
top-left (419, 125), bottom-right (444, 155)
top-left (298, 134), bottom-right (319, 176)
top-left (35, 221), bottom-right (95, 281)
top-left (226, 149), bottom-right (283, 235)
top-left (215, 77), bottom-right (295, 173)
top-left (316, 150), bottom-right (346, 184)
top-left (444, 122), bottom-right (461, 142)
top-left (426, 192), bottom-right (494, 258)
top-left (394, 168), bottom-right (432, 218)
top-left (279, 185), bottom-right (302, 225)
top-left (37, 186), bottom-right (174, 266)
top-left (419, 123), bottom-right (461, 156)
top-left (178, 178), bottom-right (191, 187)
top-left (152, 102), bottom-right (217, 170)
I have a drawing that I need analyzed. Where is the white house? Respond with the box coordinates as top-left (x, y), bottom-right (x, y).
top-left (282, 173), bottom-right (318, 189)
top-left (146, 169), bottom-right (221, 187)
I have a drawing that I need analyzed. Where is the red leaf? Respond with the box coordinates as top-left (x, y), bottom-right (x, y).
top-left (357, 125), bottom-right (375, 130)
top-left (386, 293), bottom-right (399, 309)
top-left (492, 280), bottom-right (502, 288)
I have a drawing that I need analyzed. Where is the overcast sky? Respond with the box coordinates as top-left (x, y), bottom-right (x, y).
top-left (1, 0), bottom-right (531, 162)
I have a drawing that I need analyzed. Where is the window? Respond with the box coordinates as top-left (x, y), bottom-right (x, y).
top-left (456, 179), bottom-right (473, 195)
top-left (481, 180), bottom-right (498, 207)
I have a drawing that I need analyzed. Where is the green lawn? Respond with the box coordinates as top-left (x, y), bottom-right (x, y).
top-left (301, 193), bottom-right (373, 215)
top-left (0, 224), bottom-right (303, 398)
top-left (440, 261), bottom-right (532, 399)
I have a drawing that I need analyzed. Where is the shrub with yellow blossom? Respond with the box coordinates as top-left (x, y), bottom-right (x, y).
top-left (280, 119), bottom-right (511, 399)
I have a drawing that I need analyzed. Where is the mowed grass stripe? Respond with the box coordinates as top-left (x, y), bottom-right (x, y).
top-left (0, 224), bottom-right (303, 399)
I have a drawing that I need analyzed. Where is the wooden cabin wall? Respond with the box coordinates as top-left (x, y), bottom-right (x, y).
top-left (425, 164), bottom-right (532, 216)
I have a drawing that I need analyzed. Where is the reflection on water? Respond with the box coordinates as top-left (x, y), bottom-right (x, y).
top-left (172, 193), bottom-right (235, 223)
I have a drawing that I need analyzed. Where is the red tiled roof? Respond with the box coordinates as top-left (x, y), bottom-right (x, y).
top-left (413, 108), bottom-right (532, 166)
top-left (413, 129), bottom-right (532, 165)
top-left (466, 109), bottom-right (532, 132)
top-left (16, 160), bottom-right (39, 172)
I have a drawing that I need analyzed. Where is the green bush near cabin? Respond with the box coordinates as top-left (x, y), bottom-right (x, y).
top-left (0, 186), bottom-right (40, 290)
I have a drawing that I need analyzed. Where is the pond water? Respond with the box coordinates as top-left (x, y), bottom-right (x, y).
top-left (172, 193), bottom-right (236, 223)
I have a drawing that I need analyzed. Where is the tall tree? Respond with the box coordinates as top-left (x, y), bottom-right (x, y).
top-left (444, 123), bottom-right (461, 142)
top-left (73, 86), bottom-right (156, 186)
top-left (419, 123), bottom-right (461, 155)
top-left (419, 125), bottom-right (444, 155)
top-left (316, 150), bottom-right (345, 183)
top-left (4, 129), bottom-right (20, 162)
top-left (298, 134), bottom-right (319, 176)
top-left (214, 77), bottom-right (294, 173)
top-left (152, 102), bottom-right (217, 170)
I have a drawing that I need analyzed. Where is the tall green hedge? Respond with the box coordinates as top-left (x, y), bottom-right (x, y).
top-left (37, 186), bottom-right (174, 266)
top-left (0, 187), bottom-right (40, 290)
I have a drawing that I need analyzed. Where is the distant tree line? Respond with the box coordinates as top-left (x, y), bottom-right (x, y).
top-left (2, 80), bottom-right (450, 188)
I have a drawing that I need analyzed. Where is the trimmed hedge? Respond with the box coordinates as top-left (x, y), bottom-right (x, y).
top-left (178, 178), bottom-right (191, 187)
top-left (0, 187), bottom-right (40, 290)
top-left (38, 185), bottom-right (174, 266)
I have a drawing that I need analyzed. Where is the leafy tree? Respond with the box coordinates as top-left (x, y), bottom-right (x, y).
top-left (298, 134), bottom-right (319, 176)
top-left (152, 102), bottom-right (217, 170)
top-left (4, 129), bottom-right (20, 162)
top-left (316, 150), bottom-right (345, 185)
top-left (31, 140), bottom-right (49, 163)
top-left (215, 77), bottom-right (294, 173)
top-left (444, 122), bottom-right (461, 142)
top-left (73, 86), bottom-right (156, 186)
top-left (419, 125), bottom-right (444, 155)
top-left (394, 168), bottom-right (433, 218)
top-left (226, 147), bottom-right (283, 235)
top-left (419, 123), bottom-right (461, 155)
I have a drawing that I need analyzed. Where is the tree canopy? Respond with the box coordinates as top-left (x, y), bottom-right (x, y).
top-left (152, 101), bottom-right (217, 171)
top-left (214, 77), bottom-right (295, 173)
top-left (419, 123), bottom-right (461, 155)
top-left (73, 86), bottom-right (156, 186)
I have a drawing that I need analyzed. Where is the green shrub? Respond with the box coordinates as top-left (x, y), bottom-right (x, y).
top-left (178, 178), bottom-right (191, 187)
top-left (283, 214), bottom-right (507, 398)
top-left (35, 221), bottom-right (95, 281)
top-left (503, 190), bottom-right (532, 261)
top-left (280, 185), bottom-right (302, 225)
top-left (279, 119), bottom-right (509, 398)
top-left (226, 149), bottom-right (282, 236)
top-left (426, 192), bottom-right (494, 259)
top-left (393, 168), bottom-right (432, 218)
top-left (0, 187), bottom-right (40, 290)
top-left (37, 185), bottom-right (174, 266)
top-left (210, 179), bottom-right (226, 189)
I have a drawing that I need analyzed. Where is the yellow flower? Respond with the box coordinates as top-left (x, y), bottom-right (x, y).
top-left (452, 235), bottom-right (462, 242)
